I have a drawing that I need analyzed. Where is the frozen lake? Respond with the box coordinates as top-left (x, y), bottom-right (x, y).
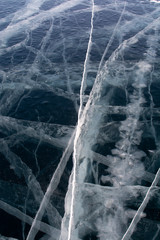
top-left (0, 0), bottom-right (160, 239)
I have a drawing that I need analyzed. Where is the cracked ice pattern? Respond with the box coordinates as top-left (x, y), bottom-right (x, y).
top-left (0, 0), bottom-right (160, 240)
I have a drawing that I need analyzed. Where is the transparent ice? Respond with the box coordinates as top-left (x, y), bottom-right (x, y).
top-left (0, 0), bottom-right (160, 240)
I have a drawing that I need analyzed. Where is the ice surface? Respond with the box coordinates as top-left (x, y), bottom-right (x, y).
top-left (0, 0), bottom-right (160, 240)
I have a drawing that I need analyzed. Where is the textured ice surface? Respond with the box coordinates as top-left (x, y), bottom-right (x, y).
top-left (0, 235), bottom-right (18, 240)
top-left (0, 0), bottom-right (160, 240)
